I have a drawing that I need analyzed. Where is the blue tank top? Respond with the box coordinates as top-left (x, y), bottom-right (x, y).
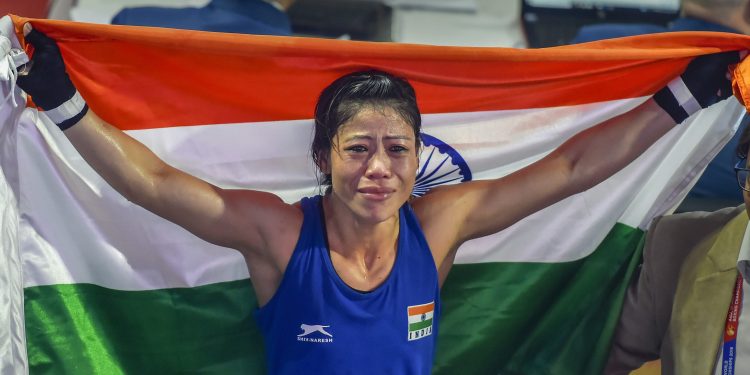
top-left (255, 195), bottom-right (440, 374)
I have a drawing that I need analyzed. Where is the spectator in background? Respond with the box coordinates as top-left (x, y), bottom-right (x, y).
top-left (573, 0), bottom-right (750, 212)
top-left (111, 0), bottom-right (296, 36)
top-left (573, 0), bottom-right (750, 43)
top-left (604, 127), bottom-right (750, 374)
top-left (572, 2), bottom-right (750, 373)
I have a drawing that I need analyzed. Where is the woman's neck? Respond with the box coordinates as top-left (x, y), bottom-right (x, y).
top-left (322, 194), bottom-right (399, 258)
top-left (322, 195), bottom-right (400, 291)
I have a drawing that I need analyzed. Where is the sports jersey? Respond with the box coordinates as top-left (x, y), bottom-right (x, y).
top-left (255, 195), bottom-right (440, 374)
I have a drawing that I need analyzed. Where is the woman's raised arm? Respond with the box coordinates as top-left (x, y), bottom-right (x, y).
top-left (16, 24), bottom-right (300, 265)
top-left (414, 51), bottom-right (742, 281)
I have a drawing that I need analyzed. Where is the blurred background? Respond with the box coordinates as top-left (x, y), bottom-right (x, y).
top-left (0, 0), bottom-right (683, 48)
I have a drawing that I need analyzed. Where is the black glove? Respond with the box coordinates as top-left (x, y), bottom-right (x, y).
top-left (17, 26), bottom-right (88, 130)
top-left (653, 51), bottom-right (740, 124)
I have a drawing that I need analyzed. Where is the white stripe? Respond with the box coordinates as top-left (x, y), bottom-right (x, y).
top-left (667, 77), bottom-right (702, 116)
top-left (43, 91), bottom-right (85, 124)
top-left (0, 50), bottom-right (29, 374)
top-left (408, 311), bottom-right (434, 325)
top-left (17, 96), bottom-right (737, 289)
top-left (455, 99), bottom-right (741, 264)
top-left (621, 99), bottom-right (743, 229)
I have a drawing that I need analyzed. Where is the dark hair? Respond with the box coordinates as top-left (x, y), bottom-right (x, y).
top-left (312, 70), bottom-right (422, 187)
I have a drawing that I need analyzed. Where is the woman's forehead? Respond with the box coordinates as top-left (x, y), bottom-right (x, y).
top-left (338, 107), bottom-right (413, 136)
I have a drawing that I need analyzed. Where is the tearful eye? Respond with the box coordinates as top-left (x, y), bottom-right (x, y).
top-left (346, 145), bottom-right (368, 153)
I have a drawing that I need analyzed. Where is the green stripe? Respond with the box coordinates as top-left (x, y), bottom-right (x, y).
top-left (24, 223), bottom-right (643, 375)
top-left (409, 318), bottom-right (434, 332)
top-left (434, 222), bottom-right (644, 375)
top-left (24, 279), bottom-right (266, 375)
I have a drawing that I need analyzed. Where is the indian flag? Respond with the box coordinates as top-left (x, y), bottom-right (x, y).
top-left (408, 302), bottom-right (435, 341)
top-left (3, 14), bottom-right (750, 375)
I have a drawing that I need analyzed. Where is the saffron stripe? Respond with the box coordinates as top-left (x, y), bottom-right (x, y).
top-left (408, 302), bottom-right (435, 316)
top-left (14, 16), bottom-right (750, 130)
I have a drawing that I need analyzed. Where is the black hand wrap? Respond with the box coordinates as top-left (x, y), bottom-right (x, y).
top-left (653, 51), bottom-right (740, 124)
top-left (17, 28), bottom-right (88, 130)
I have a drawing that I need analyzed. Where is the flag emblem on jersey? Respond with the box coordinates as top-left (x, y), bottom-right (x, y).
top-left (407, 302), bottom-right (435, 341)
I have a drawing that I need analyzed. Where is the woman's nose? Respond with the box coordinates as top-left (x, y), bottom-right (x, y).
top-left (365, 149), bottom-right (391, 179)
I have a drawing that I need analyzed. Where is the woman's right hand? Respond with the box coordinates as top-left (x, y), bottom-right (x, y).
top-left (653, 50), bottom-right (742, 124)
top-left (17, 23), bottom-right (88, 130)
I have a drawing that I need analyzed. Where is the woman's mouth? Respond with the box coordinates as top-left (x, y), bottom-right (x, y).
top-left (358, 187), bottom-right (394, 201)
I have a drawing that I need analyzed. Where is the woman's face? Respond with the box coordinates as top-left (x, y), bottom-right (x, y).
top-left (322, 106), bottom-right (419, 223)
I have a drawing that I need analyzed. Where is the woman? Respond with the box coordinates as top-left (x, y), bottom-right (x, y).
top-left (17, 23), bottom-right (737, 374)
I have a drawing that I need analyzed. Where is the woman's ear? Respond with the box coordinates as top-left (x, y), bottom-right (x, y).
top-left (317, 152), bottom-right (331, 174)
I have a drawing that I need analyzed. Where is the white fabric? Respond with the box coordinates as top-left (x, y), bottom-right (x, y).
top-left (456, 98), bottom-right (742, 264)
top-left (0, 15), bottom-right (29, 375)
top-left (11, 94), bottom-right (741, 292)
top-left (17, 99), bottom-right (644, 290)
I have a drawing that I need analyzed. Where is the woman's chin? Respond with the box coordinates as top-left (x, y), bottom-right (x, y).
top-left (355, 202), bottom-right (401, 223)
